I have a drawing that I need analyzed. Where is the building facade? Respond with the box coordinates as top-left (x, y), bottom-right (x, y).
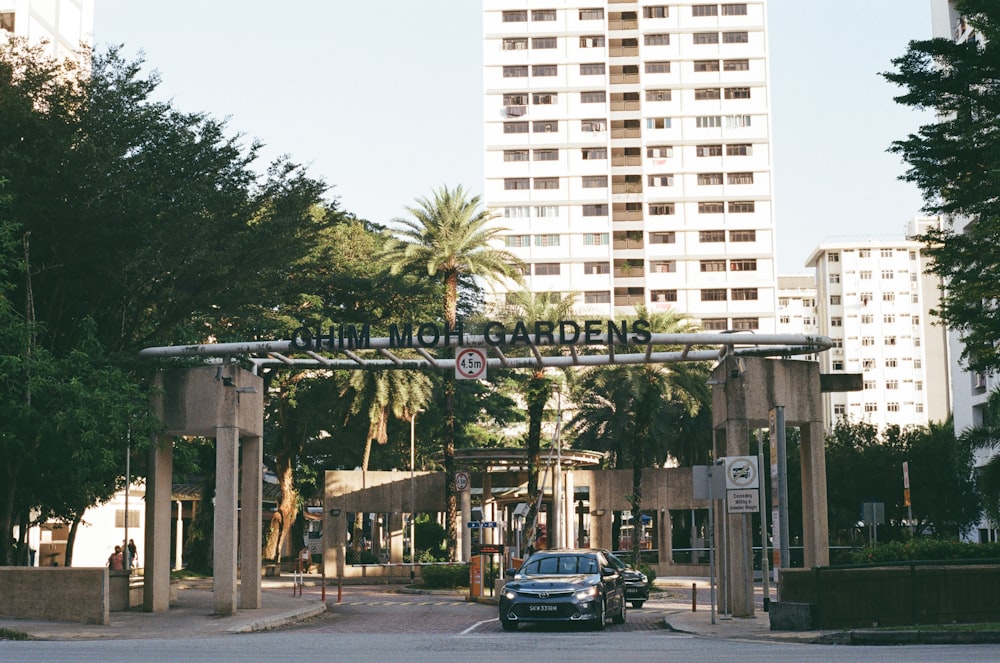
top-left (804, 218), bottom-right (951, 431)
top-left (483, 1), bottom-right (777, 330)
top-left (0, 0), bottom-right (93, 59)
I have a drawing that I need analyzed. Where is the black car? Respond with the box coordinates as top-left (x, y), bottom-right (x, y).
top-left (600, 550), bottom-right (649, 608)
top-left (499, 549), bottom-right (626, 631)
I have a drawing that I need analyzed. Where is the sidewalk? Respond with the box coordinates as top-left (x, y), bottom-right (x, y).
top-left (0, 576), bottom-right (327, 640)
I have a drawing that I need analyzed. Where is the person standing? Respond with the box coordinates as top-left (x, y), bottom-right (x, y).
top-left (126, 539), bottom-right (138, 570)
top-left (108, 545), bottom-right (124, 571)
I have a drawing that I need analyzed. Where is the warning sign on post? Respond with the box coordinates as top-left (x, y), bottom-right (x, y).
top-left (455, 347), bottom-right (487, 380)
top-left (727, 489), bottom-right (760, 513)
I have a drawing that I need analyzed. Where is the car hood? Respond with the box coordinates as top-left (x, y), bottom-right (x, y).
top-left (506, 574), bottom-right (598, 590)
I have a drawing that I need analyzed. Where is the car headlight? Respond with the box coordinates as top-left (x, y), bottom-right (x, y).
top-left (504, 590), bottom-right (517, 600)
top-left (639, 573), bottom-right (647, 584)
top-left (574, 586), bottom-right (598, 601)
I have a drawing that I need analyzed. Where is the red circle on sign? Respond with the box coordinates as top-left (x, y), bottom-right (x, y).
top-left (456, 347), bottom-right (487, 379)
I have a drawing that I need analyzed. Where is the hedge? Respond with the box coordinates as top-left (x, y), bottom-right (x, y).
top-left (420, 563), bottom-right (470, 588)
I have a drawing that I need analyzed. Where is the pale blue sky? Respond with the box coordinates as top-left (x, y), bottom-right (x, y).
top-left (93, 1), bottom-right (932, 273)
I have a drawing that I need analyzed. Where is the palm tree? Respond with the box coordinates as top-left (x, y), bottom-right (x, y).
top-left (569, 310), bottom-right (711, 563)
top-left (960, 387), bottom-right (1000, 527)
top-left (384, 185), bottom-right (524, 558)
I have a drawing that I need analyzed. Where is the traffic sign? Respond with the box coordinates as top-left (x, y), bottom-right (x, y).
top-left (475, 543), bottom-right (504, 555)
top-left (456, 471), bottom-right (470, 491)
top-left (727, 488), bottom-right (760, 513)
top-left (467, 521), bottom-right (497, 528)
top-left (725, 456), bottom-right (759, 490)
top-left (455, 347), bottom-right (487, 380)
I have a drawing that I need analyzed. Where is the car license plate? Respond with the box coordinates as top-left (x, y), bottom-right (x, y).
top-left (529, 604), bottom-right (557, 612)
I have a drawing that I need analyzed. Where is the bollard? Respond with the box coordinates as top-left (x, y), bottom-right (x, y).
top-left (321, 563), bottom-right (326, 602)
top-left (337, 572), bottom-right (343, 603)
top-left (692, 582), bottom-right (697, 612)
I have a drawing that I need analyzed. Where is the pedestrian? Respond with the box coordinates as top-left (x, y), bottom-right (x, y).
top-left (108, 545), bottom-right (124, 570)
top-left (127, 539), bottom-right (138, 569)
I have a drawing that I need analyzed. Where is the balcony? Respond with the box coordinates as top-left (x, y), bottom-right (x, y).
top-left (608, 19), bottom-right (638, 31)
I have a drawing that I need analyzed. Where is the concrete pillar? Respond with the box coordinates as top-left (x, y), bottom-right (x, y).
top-left (723, 416), bottom-right (754, 617)
top-left (240, 433), bottom-right (262, 609)
top-left (214, 418), bottom-right (239, 615)
top-left (174, 500), bottom-right (184, 571)
top-left (143, 436), bottom-right (172, 612)
top-left (460, 489), bottom-right (471, 562)
top-left (800, 421), bottom-right (830, 567)
top-left (589, 473), bottom-right (612, 551)
top-left (388, 512), bottom-right (404, 564)
top-left (563, 471), bottom-right (575, 549)
top-left (324, 504), bottom-right (347, 585)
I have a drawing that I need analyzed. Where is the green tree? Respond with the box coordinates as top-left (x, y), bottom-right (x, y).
top-left (384, 185), bottom-right (524, 558)
top-left (884, 1), bottom-right (1000, 373)
top-left (959, 387), bottom-right (1000, 527)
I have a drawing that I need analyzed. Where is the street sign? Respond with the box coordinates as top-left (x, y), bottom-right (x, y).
top-left (476, 543), bottom-right (504, 555)
top-left (467, 521), bottom-right (497, 528)
top-left (455, 347), bottom-right (487, 380)
top-left (726, 489), bottom-right (760, 513)
top-left (456, 471), bottom-right (470, 491)
top-left (725, 456), bottom-right (759, 490)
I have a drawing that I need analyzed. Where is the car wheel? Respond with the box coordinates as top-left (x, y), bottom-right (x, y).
top-left (500, 615), bottom-right (517, 632)
top-left (612, 595), bottom-right (626, 624)
top-left (630, 600), bottom-right (644, 609)
top-left (592, 597), bottom-right (606, 631)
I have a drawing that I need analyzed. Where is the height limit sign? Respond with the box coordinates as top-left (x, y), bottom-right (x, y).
top-left (455, 347), bottom-right (487, 380)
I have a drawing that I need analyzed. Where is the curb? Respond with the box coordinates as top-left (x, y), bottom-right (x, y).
top-left (227, 601), bottom-right (327, 633)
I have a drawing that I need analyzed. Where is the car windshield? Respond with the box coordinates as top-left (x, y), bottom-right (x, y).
top-left (520, 554), bottom-right (598, 575)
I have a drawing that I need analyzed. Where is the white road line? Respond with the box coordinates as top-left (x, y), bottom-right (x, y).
top-left (461, 617), bottom-right (498, 634)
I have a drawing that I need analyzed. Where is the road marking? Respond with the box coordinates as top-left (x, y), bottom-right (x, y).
top-left (461, 617), bottom-right (498, 634)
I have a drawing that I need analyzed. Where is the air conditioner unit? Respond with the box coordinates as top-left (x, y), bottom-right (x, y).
top-left (506, 105), bottom-right (526, 117)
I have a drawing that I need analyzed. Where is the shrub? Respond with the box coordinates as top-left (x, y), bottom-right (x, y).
top-left (848, 539), bottom-right (1000, 565)
top-left (637, 563), bottom-right (657, 586)
top-left (420, 563), bottom-right (470, 588)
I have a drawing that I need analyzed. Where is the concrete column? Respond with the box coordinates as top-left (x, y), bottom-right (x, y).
top-left (799, 421), bottom-right (830, 567)
top-left (722, 373), bottom-right (754, 618)
top-left (388, 512), bottom-right (404, 564)
top-left (589, 473), bottom-right (612, 551)
top-left (214, 419), bottom-right (239, 615)
top-left (324, 504), bottom-right (347, 585)
top-left (239, 433), bottom-right (262, 609)
top-left (460, 489), bottom-right (471, 562)
top-left (174, 501), bottom-right (184, 571)
top-left (563, 471), bottom-right (575, 549)
top-left (143, 436), bottom-right (172, 612)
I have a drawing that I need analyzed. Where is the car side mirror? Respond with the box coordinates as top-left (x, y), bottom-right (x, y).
top-left (505, 567), bottom-right (517, 578)
top-left (601, 567), bottom-right (617, 578)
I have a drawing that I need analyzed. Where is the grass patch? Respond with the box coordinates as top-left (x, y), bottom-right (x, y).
top-left (0, 627), bottom-right (29, 640)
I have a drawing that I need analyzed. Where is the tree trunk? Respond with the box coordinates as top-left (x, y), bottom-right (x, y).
top-left (631, 461), bottom-right (643, 566)
top-left (64, 512), bottom-right (84, 567)
top-left (444, 375), bottom-right (457, 560)
top-left (521, 370), bottom-right (548, 552)
top-left (0, 461), bottom-right (20, 566)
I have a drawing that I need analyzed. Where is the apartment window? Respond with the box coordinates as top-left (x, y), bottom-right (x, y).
top-left (702, 289), bottom-right (727, 301)
top-left (830, 295), bottom-right (841, 305)
top-left (722, 31), bottom-right (749, 43)
top-left (726, 143), bottom-right (752, 156)
top-left (861, 314), bottom-right (873, 324)
top-left (533, 120), bottom-right (559, 133)
top-left (535, 206), bottom-right (559, 217)
top-left (645, 61), bottom-right (671, 74)
top-left (650, 260), bottom-right (676, 273)
top-left (648, 203), bottom-right (675, 216)
top-left (534, 177), bottom-right (559, 189)
top-left (916, 380), bottom-right (923, 391)
top-left (502, 38), bottom-right (528, 50)
top-left (581, 119), bottom-right (606, 132)
top-left (699, 230), bottom-right (726, 242)
top-left (651, 289), bottom-right (678, 302)
top-left (580, 63), bottom-right (605, 75)
top-left (693, 32), bottom-right (720, 44)
top-left (861, 337), bottom-right (875, 346)
top-left (584, 261), bottom-right (610, 273)
top-left (582, 204), bottom-right (609, 216)
top-left (865, 403), bottom-right (878, 413)
top-left (580, 35), bottom-right (605, 47)
top-left (833, 404), bottom-right (846, 415)
top-left (532, 150), bottom-right (559, 163)
top-left (722, 4), bottom-right (748, 15)
top-left (694, 60), bottom-right (721, 72)
top-left (780, 316), bottom-right (790, 324)
top-left (532, 9), bottom-right (556, 21)
top-left (731, 288), bottom-right (758, 301)
top-left (646, 89), bottom-right (672, 102)
top-left (701, 260), bottom-right (726, 273)
top-left (881, 248), bottom-right (893, 257)
top-left (696, 116), bottom-right (722, 128)
top-left (882, 270), bottom-right (894, 279)
top-left (581, 147), bottom-right (607, 160)
top-left (503, 66), bottom-right (529, 78)
top-left (830, 274), bottom-right (841, 286)
top-left (695, 88), bottom-right (721, 100)
top-left (725, 87), bottom-right (751, 99)
top-left (645, 34), bottom-right (670, 46)
top-left (582, 175), bottom-right (607, 188)
top-left (503, 10), bottom-right (528, 22)
top-left (692, 4), bottom-right (718, 16)
top-left (859, 270), bottom-right (872, 279)
top-left (886, 358), bottom-right (898, 368)
top-left (728, 201), bottom-right (755, 213)
top-left (703, 318), bottom-right (728, 331)
top-left (697, 144), bottom-right (723, 157)
top-left (728, 172), bottom-right (754, 184)
top-left (884, 314), bottom-right (895, 324)
top-left (733, 318), bottom-right (760, 330)
top-left (115, 510), bottom-right (141, 528)
top-left (730, 259), bottom-right (757, 271)
top-left (534, 263), bottom-right (561, 276)
top-left (699, 201), bottom-right (725, 214)
top-left (864, 380), bottom-right (877, 390)
top-left (729, 229), bottom-right (755, 242)
top-left (505, 177), bottom-right (530, 191)
top-left (648, 174), bottom-right (674, 187)
top-left (585, 291), bottom-right (611, 304)
top-left (644, 6), bottom-right (669, 18)
top-left (504, 206), bottom-right (530, 218)
top-left (723, 59), bottom-right (750, 71)
top-left (697, 173), bottom-right (724, 185)
top-left (533, 92), bottom-right (557, 104)
top-left (646, 117), bottom-right (671, 129)
top-left (505, 234), bottom-right (530, 248)
top-left (504, 121), bottom-right (529, 134)
top-left (504, 150), bottom-right (529, 162)
top-left (883, 292), bottom-right (896, 302)
top-left (885, 336), bottom-right (897, 346)
top-left (532, 37), bottom-right (557, 50)
top-left (831, 317), bottom-right (842, 327)
top-left (582, 234), bottom-right (609, 247)
top-left (533, 64), bottom-right (557, 76)
top-left (887, 403), bottom-right (901, 413)
top-left (862, 359), bottom-right (875, 370)
top-left (503, 93), bottom-right (528, 107)
top-left (581, 91), bottom-right (607, 103)
top-left (535, 234), bottom-right (560, 247)
top-left (579, 8), bottom-right (604, 20)
top-left (828, 253), bottom-right (840, 262)
top-left (725, 115), bottom-right (751, 128)
top-left (650, 232), bottom-right (676, 244)
top-left (886, 380), bottom-right (899, 390)
top-left (858, 249), bottom-right (870, 258)
top-left (647, 145), bottom-right (674, 158)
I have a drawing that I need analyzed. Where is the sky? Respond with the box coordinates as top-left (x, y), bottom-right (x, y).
top-left (92, 1), bottom-right (933, 274)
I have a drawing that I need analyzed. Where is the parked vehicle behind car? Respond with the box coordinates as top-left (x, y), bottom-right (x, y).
top-left (499, 549), bottom-right (626, 631)
top-left (600, 549), bottom-right (649, 608)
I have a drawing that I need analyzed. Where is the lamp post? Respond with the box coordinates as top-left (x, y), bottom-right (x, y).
top-left (410, 410), bottom-right (423, 582)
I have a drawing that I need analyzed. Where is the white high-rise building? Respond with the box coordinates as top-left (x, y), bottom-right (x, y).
top-left (0, 0), bottom-right (93, 59)
top-left (483, 1), bottom-right (777, 330)
top-left (804, 218), bottom-right (951, 431)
